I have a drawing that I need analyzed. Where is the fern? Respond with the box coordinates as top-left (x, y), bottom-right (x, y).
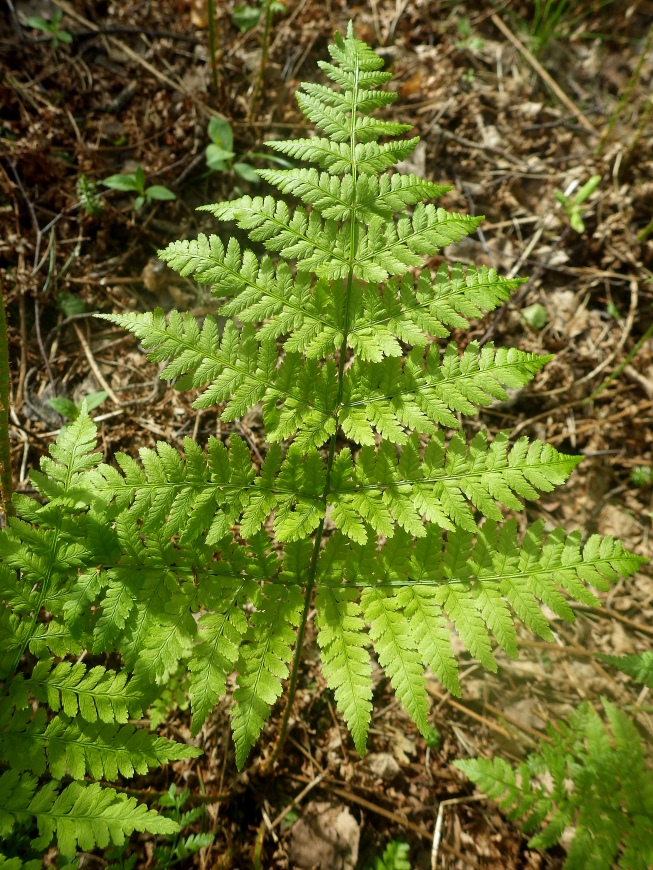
top-left (598, 651), bottom-right (653, 687)
top-left (2, 30), bottom-right (645, 851)
top-left (456, 700), bottom-right (653, 869)
top-left (0, 414), bottom-right (201, 863)
top-left (86, 23), bottom-right (646, 769)
top-left (367, 840), bottom-right (411, 870)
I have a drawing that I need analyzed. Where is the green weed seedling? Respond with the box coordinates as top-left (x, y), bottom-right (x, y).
top-left (554, 174), bottom-right (601, 233)
top-left (205, 116), bottom-right (291, 187)
top-left (101, 166), bottom-right (176, 211)
top-left (76, 174), bottom-right (104, 217)
top-left (205, 117), bottom-right (260, 184)
top-left (232, 0), bottom-right (285, 34)
top-left (48, 391), bottom-right (108, 423)
top-left (454, 18), bottom-right (484, 53)
top-left (367, 840), bottom-right (411, 870)
top-left (26, 8), bottom-right (72, 48)
top-left (630, 466), bottom-right (653, 487)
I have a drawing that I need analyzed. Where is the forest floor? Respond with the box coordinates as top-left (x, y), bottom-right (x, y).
top-left (1, 0), bottom-right (653, 867)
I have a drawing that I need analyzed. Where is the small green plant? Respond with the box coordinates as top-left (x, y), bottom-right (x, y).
top-left (48, 390), bottom-right (108, 422)
top-left (152, 784), bottom-right (215, 868)
top-left (424, 724), bottom-right (441, 749)
top-left (630, 466), bottom-right (653, 487)
top-left (25, 9), bottom-right (72, 48)
top-left (454, 18), bottom-right (484, 52)
top-left (205, 117), bottom-right (260, 183)
top-left (456, 699), bottom-right (653, 868)
top-left (101, 166), bottom-right (176, 211)
top-left (232, 0), bottom-right (285, 34)
top-left (367, 840), bottom-right (411, 870)
top-left (520, 0), bottom-right (616, 56)
top-left (104, 784), bottom-right (214, 870)
top-left (554, 174), bottom-right (601, 233)
top-left (76, 174), bottom-right (104, 217)
top-left (522, 302), bottom-right (548, 330)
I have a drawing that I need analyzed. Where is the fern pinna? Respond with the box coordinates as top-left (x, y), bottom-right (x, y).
top-left (0, 32), bottom-right (644, 858)
top-left (96, 26), bottom-right (643, 767)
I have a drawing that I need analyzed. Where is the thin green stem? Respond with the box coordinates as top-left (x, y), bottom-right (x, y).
top-left (267, 56), bottom-right (361, 768)
top-left (0, 276), bottom-right (14, 519)
top-left (206, 0), bottom-right (219, 94)
top-left (248, 0), bottom-right (273, 122)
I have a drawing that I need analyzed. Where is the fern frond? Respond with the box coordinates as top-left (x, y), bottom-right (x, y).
top-left (0, 770), bottom-right (178, 857)
top-left (2, 710), bottom-right (200, 780)
top-left (188, 581), bottom-right (251, 735)
top-left (10, 659), bottom-right (143, 723)
top-left (361, 585), bottom-right (430, 736)
top-left (456, 700), bottom-right (653, 869)
top-left (347, 265), bottom-right (524, 362)
top-left (315, 583), bottom-right (373, 756)
top-left (330, 433), bottom-right (581, 542)
top-left (266, 136), bottom-right (421, 175)
top-left (74, 21), bottom-right (645, 776)
top-left (597, 650), bottom-right (653, 687)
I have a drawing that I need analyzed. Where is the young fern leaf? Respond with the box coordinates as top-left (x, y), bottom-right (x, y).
top-left (90, 22), bottom-right (644, 770)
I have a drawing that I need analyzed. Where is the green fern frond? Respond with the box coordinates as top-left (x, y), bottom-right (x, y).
top-left (597, 651), bottom-right (653, 687)
top-left (266, 136), bottom-right (421, 175)
top-left (0, 771), bottom-right (178, 857)
top-left (69, 22), bottom-right (645, 775)
top-left (330, 432), bottom-right (581, 542)
top-left (2, 710), bottom-right (200, 780)
top-left (340, 343), bottom-right (551, 443)
top-left (456, 700), bottom-right (653, 869)
top-left (315, 583), bottom-right (372, 756)
top-left (9, 659), bottom-right (143, 723)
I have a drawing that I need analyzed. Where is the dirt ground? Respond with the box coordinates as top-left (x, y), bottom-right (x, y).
top-left (1, 0), bottom-right (653, 867)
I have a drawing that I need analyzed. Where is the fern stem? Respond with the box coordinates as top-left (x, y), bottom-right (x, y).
top-left (0, 275), bottom-right (13, 520)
